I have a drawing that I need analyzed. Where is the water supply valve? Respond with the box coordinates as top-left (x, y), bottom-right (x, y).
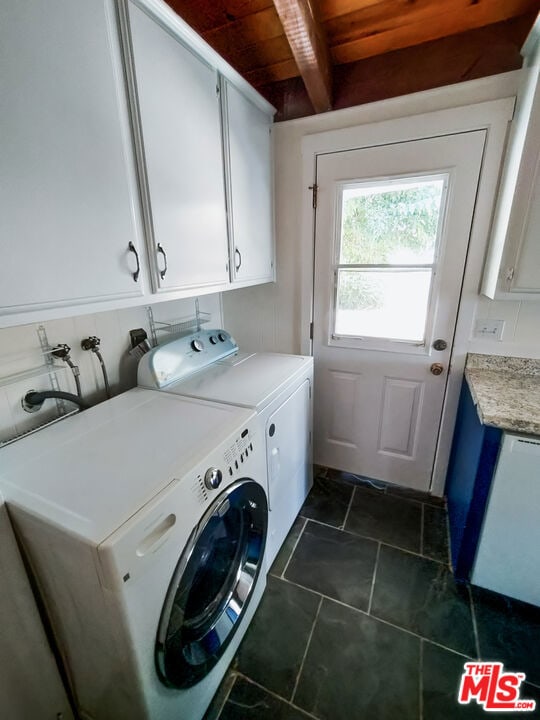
top-left (81, 336), bottom-right (101, 352)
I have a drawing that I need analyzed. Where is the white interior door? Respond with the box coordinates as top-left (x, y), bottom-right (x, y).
top-left (313, 131), bottom-right (485, 491)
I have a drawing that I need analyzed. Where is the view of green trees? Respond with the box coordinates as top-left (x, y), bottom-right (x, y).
top-left (337, 181), bottom-right (442, 311)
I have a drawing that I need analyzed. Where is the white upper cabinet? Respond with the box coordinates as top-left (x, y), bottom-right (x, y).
top-left (126, 1), bottom-right (229, 293)
top-left (0, 0), bottom-right (145, 320)
top-left (482, 20), bottom-right (540, 298)
top-left (222, 80), bottom-right (275, 285)
top-left (1, 0), bottom-right (275, 328)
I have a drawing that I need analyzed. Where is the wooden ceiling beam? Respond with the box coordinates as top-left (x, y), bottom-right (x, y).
top-left (272, 0), bottom-right (333, 112)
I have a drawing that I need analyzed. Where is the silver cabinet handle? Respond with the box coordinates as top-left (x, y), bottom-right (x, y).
top-left (157, 243), bottom-right (168, 280)
top-left (235, 247), bottom-right (242, 272)
top-left (128, 242), bottom-right (140, 282)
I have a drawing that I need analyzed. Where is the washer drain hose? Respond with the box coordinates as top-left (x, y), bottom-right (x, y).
top-left (24, 390), bottom-right (89, 411)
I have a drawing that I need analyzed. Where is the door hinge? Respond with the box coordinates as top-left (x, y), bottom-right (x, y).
top-left (309, 322), bottom-right (314, 340)
top-left (309, 184), bottom-right (318, 209)
top-left (505, 266), bottom-right (515, 283)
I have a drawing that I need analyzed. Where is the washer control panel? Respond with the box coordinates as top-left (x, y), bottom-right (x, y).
top-left (137, 328), bottom-right (238, 389)
top-left (204, 467), bottom-right (223, 490)
top-left (224, 427), bottom-right (254, 479)
top-left (192, 426), bottom-right (257, 506)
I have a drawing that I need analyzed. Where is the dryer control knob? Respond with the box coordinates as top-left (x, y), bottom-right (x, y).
top-left (191, 339), bottom-right (204, 352)
top-left (204, 467), bottom-right (223, 490)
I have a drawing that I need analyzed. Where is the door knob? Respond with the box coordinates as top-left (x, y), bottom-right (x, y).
top-left (430, 363), bottom-right (444, 376)
top-left (432, 339), bottom-right (447, 351)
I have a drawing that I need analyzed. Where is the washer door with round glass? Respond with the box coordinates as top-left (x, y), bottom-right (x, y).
top-left (155, 479), bottom-right (267, 688)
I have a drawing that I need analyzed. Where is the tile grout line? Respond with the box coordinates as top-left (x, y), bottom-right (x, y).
top-left (419, 502), bottom-right (425, 557)
top-left (419, 640), bottom-right (424, 720)
top-left (290, 595), bottom-right (324, 705)
top-left (301, 515), bottom-right (448, 566)
top-left (233, 672), bottom-right (321, 720)
top-left (468, 585), bottom-right (482, 660)
top-left (280, 517), bottom-right (308, 579)
top-left (340, 485), bottom-right (356, 530)
top-left (277, 574), bottom-right (477, 660)
top-left (367, 542), bottom-right (381, 615)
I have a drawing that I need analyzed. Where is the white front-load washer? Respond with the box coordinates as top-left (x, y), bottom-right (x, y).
top-left (138, 329), bottom-right (313, 568)
top-left (0, 388), bottom-right (268, 720)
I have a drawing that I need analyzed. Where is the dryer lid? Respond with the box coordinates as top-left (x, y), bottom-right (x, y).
top-left (162, 353), bottom-right (313, 410)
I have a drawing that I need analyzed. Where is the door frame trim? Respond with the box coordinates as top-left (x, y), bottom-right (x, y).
top-left (300, 97), bottom-right (515, 495)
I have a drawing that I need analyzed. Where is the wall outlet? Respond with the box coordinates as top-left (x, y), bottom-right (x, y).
top-left (474, 319), bottom-right (505, 340)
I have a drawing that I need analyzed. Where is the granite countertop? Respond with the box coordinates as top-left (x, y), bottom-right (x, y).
top-left (465, 354), bottom-right (540, 436)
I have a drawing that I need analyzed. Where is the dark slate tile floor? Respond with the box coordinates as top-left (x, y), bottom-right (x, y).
top-left (209, 467), bottom-right (540, 720)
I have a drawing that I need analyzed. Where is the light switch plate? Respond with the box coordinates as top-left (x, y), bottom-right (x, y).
top-left (474, 319), bottom-right (505, 340)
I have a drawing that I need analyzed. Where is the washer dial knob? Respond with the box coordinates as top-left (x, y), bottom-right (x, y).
top-left (204, 467), bottom-right (223, 490)
top-left (191, 339), bottom-right (204, 352)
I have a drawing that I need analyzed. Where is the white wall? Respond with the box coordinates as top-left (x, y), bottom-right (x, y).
top-left (223, 70), bottom-right (540, 359)
top-left (470, 298), bottom-right (540, 358)
top-left (0, 294), bottom-right (222, 445)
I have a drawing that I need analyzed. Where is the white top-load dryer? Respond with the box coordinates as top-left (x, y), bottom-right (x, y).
top-left (138, 328), bottom-right (313, 567)
top-left (0, 388), bottom-right (268, 720)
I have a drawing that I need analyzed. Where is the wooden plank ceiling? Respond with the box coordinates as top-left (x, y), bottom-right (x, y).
top-left (165, 0), bottom-right (540, 119)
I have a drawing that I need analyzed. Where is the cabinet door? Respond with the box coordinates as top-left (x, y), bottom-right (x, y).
top-left (472, 434), bottom-right (540, 605)
top-left (223, 81), bottom-right (275, 285)
top-left (127, 2), bottom-right (229, 293)
top-left (480, 25), bottom-right (540, 298)
top-left (502, 64), bottom-right (540, 294)
top-left (506, 122), bottom-right (540, 292)
top-left (0, 0), bottom-right (145, 319)
top-left (445, 381), bottom-right (502, 581)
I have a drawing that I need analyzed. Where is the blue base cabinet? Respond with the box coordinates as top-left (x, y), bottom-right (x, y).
top-left (445, 380), bottom-right (502, 580)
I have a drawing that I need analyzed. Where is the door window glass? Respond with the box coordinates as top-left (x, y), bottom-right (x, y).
top-left (334, 176), bottom-right (447, 344)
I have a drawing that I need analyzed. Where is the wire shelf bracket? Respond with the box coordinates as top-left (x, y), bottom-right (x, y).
top-left (146, 299), bottom-right (211, 346)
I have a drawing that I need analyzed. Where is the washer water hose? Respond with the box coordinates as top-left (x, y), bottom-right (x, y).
top-left (23, 390), bottom-right (88, 412)
top-left (51, 344), bottom-right (82, 399)
top-left (81, 336), bottom-right (112, 399)
top-left (65, 355), bottom-right (82, 398)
